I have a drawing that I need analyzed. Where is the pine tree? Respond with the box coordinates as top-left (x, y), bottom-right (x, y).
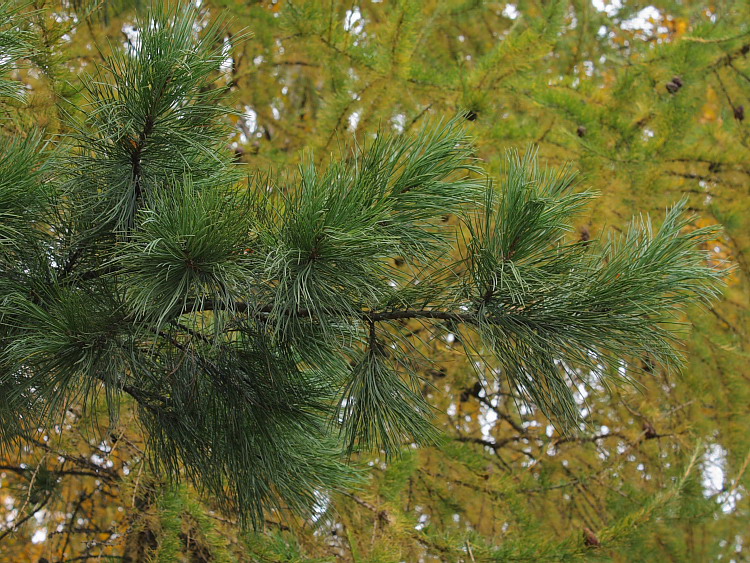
top-left (1, 1), bottom-right (746, 561)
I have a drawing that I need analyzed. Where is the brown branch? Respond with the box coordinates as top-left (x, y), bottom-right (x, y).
top-left (183, 299), bottom-right (477, 325)
top-left (553, 431), bottom-right (628, 447)
top-left (17, 436), bottom-right (121, 483)
top-left (455, 435), bottom-right (524, 451)
top-left (0, 465), bottom-right (112, 480)
top-left (273, 60), bottom-right (321, 67)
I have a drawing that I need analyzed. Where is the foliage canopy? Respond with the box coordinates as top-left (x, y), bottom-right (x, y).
top-left (0, 1), bottom-right (747, 561)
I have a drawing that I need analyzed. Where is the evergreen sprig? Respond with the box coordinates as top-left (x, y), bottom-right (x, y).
top-left (463, 154), bottom-right (725, 424)
top-left (120, 177), bottom-right (249, 329)
top-left (68, 2), bottom-right (240, 235)
top-left (337, 323), bottom-right (438, 458)
top-left (248, 119), bottom-right (481, 342)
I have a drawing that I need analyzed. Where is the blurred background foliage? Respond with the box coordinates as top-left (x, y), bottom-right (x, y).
top-left (1, 0), bottom-right (749, 561)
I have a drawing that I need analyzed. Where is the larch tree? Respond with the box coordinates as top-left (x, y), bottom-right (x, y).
top-left (0, 1), bottom-right (747, 562)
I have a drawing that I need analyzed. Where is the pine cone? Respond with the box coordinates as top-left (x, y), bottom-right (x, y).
top-left (583, 527), bottom-right (601, 547)
top-left (734, 105), bottom-right (745, 121)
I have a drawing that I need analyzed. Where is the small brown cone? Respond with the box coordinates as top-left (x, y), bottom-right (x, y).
top-left (583, 527), bottom-right (601, 547)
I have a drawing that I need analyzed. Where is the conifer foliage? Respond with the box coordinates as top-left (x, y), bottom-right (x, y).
top-left (0, 2), bottom-right (725, 525)
top-left (0, 0), bottom-right (731, 552)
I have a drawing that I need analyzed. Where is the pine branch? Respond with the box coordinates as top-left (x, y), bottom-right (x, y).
top-left (183, 299), bottom-right (474, 323)
top-left (0, 1), bottom-right (731, 534)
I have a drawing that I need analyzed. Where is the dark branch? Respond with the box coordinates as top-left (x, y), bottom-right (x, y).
top-left (182, 299), bottom-right (477, 325)
top-left (0, 465), bottom-right (116, 480)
